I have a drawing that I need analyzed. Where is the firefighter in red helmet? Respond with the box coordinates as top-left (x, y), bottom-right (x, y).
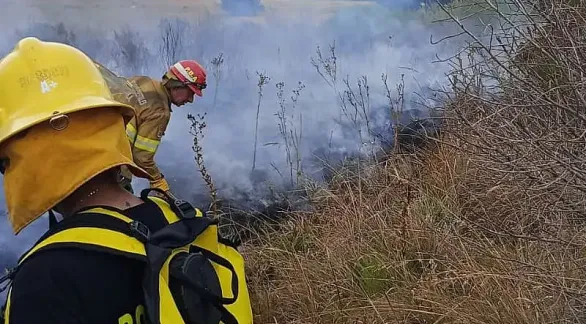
top-left (96, 60), bottom-right (207, 195)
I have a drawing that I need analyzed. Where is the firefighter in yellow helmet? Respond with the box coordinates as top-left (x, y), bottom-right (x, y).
top-left (0, 38), bottom-right (253, 324)
top-left (95, 59), bottom-right (207, 195)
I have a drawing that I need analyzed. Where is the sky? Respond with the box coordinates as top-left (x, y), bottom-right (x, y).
top-left (0, 0), bottom-right (463, 300)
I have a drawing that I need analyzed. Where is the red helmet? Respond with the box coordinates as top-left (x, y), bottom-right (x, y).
top-left (168, 60), bottom-right (207, 97)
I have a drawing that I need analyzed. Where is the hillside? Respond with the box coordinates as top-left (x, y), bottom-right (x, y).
top-left (238, 0), bottom-right (586, 323)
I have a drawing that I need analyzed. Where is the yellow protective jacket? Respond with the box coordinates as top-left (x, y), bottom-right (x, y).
top-left (96, 63), bottom-right (172, 190)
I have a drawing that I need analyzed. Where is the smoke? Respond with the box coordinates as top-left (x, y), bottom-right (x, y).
top-left (221, 0), bottom-right (264, 16)
top-left (354, 0), bottom-right (423, 9)
top-left (0, 0), bottom-right (468, 298)
top-left (349, 0), bottom-right (453, 10)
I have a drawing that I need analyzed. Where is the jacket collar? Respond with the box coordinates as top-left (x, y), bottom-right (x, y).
top-left (154, 80), bottom-right (173, 112)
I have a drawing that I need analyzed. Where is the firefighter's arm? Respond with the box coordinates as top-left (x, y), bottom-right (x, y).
top-left (127, 112), bottom-right (170, 191)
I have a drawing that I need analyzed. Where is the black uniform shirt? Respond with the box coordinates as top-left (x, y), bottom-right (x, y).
top-left (4, 198), bottom-right (167, 324)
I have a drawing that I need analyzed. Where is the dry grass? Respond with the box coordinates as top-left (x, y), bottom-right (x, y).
top-left (241, 0), bottom-right (586, 323)
top-left (243, 146), bottom-right (586, 323)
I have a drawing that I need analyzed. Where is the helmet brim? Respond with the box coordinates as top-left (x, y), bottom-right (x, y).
top-left (0, 96), bottom-right (135, 148)
top-left (187, 83), bottom-right (203, 97)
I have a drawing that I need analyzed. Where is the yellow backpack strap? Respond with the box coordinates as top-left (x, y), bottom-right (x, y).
top-left (146, 195), bottom-right (204, 224)
top-left (18, 208), bottom-right (147, 266)
top-left (0, 208), bottom-right (147, 324)
top-left (139, 188), bottom-right (204, 223)
top-left (145, 194), bottom-right (221, 252)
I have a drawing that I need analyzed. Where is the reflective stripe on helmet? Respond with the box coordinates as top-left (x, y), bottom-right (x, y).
top-left (173, 62), bottom-right (197, 83)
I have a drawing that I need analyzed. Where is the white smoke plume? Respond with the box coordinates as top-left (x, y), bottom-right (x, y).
top-left (0, 0), bottom-right (468, 301)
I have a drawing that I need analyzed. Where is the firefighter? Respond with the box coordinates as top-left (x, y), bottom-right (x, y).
top-left (96, 60), bottom-right (208, 195)
top-left (0, 37), bottom-right (253, 324)
top-left (0, 37), bottom-right (151, 322)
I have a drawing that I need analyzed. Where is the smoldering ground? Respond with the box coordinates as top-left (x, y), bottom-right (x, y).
top-left (0, 0), bottom-right (467, 299)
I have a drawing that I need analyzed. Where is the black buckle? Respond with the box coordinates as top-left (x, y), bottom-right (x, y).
top-left (140, 188), bottom-right (200, 219)
top-left (174, 199), bottom-right (196, 219)
top-left (129, 221), bottom-right (150, 243)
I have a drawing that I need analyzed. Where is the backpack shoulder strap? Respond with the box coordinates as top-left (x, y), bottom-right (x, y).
top-left (18, 208), bottom-right (148, 267)
top-left (2, 209), bottom-right (153, 324)
top-left (140, 189), bottom-right (204, 223)
top-left (20, 192), bottom-right (208, 266)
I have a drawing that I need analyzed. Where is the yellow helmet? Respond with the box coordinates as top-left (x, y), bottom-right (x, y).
top-left (0, 37), bottom-right (150, 235)
top-left (0, 37), bottom-right (135, 146)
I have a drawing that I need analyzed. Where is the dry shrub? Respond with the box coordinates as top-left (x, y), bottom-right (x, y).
top-left (243, 145), bottom-right (586, 323)
top-left (441, 0), bottom-right (586, 237)
top-left (242, 0), bottom-right (586, 322)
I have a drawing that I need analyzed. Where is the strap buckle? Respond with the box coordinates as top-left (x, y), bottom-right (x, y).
top-left (129, 220), bottom-right (150, 243)
top-left (174, 199), bottom-right (197, 219)
top-left (140, 188), bottom-right (200, 219)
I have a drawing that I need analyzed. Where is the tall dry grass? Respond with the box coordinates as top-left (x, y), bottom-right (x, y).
top-left (243, 145), bottom-right (586, 323)
top-left (241, 0), bottom-right (586, 322)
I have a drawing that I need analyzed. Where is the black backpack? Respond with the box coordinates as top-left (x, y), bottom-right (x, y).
top-left (0, 188), bottom-right (253, 324)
